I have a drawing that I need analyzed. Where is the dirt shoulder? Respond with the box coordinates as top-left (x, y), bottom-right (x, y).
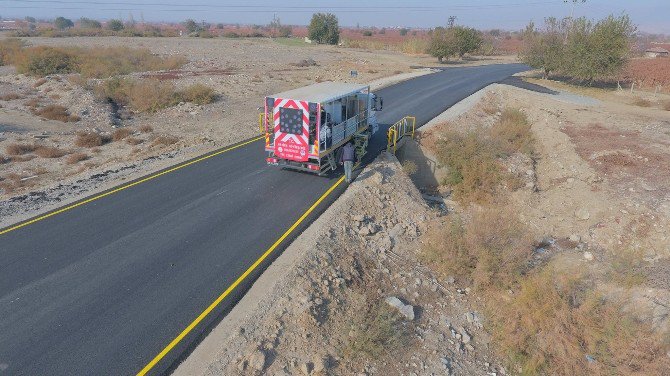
top-left (175, 154), bottom-right (504, 376)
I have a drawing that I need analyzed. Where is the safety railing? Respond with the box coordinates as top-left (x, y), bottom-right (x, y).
top-left (259, 112), bottom-right (266, 135)
top-left (387, 116), bottom-right (416, 154)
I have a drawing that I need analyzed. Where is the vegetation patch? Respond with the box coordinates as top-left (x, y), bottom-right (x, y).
top-left (96, 78), bottom-right (216, 113)
top-left (111, 128), bottom-right (133, 141)
top-left (32, 105), bottom-right (80, 122)
top-left (435, 107), bottom-right (533, 205)
top-left (632, 97), bottom-right (652, 107)
top-left (343, 296), bottom-right (411, 360)
top-left (5, 143), bottom-right (35, 156)
top-left (75, 132), bottom-right (110, 148)
top-left (6, 45), bottom-right (186, 78)
top-left (34, 146), bottom-right (67, 158)
top-left (65, 152), bottom-right (89, 164)
top-left (151, 135), bottom-right (179, 146)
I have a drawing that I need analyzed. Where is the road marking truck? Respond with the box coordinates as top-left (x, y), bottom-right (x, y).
top-left (262, 81), bottom-right (383, 175)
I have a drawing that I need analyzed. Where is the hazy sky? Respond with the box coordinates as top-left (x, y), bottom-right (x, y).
top-left (2, 0), bottom-right (668, 33)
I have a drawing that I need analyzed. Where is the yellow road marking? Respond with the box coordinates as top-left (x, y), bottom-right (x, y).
top-left (0, 136), bottom-right (264, 236)
top-left (137, 174), bottom-right (346, 376)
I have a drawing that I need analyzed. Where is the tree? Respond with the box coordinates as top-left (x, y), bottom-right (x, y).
top-left (54, 17), bottom-right (74, 30)
top-left (183, 19), bottom-right (201, 34)
top-left (80, 17), bottom-right (102, 29)
top-left (453, 26), bottom-right (483, 58)
top-left (520, 18), bottom-right (568, 78)
top-left (107, 19), bottom-right (124, 31)
top-left (308, 13), bottom-right (340, 45)
top-left (562, 14), bottom-right (635, 82)
top-left (25, 16), bottom-right (36, 23)
top-left (269, 16), bottom-right (292, 38)
top-left (428, 27), bottom-right (457, 63)
top-left (399, 28), bottom-right (409, 36)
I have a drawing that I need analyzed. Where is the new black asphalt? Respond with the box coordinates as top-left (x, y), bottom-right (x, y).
top-left (0, 63), bottom-right (527, 375)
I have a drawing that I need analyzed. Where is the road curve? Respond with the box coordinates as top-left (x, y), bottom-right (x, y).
top-left (0, 63), bottom-right (527, 375)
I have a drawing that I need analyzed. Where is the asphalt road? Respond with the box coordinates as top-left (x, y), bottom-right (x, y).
top-left (0, 63), bottom-right (527, 375)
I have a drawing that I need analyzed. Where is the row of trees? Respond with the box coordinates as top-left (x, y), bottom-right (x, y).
top-left (428, 26), bottom-right (483, 62)
top-left (53, 16), bottom-right (125, 31)
top-left (521, 14), bottom-right (636, 82)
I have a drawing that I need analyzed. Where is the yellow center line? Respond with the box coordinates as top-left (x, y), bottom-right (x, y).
top-left (137, 175), bottom-right (346, 376)
top-left (0, 136), bottom-right (264, 236)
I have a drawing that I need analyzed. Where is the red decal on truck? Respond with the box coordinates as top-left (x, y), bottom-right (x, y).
top-left (273, 98), bottom-right (310, 162)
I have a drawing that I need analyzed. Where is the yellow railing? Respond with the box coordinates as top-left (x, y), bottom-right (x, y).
top-left (259, 112), bottom-right (266, 135)
top-left (387, 116), bottom-right (416, 154)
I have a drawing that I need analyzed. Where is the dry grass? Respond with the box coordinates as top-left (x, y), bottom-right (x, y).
top-left (436, 130), bottom-right (502, 204)
top-left (343, 294), bottom-right (411, 360)
top-left (125, 137), bottom-right (143, 146)
top-left (112, 128), bottom-right (132, 141)
top-left (0, 172), bottom-right (35, 194)
top-left (632, 97), bottom-right (652, 107)
top-left (491, 108), bottom-right (534, 156)
top-left (33, 78), bottom-right (47, 87)
top-left (422, 206), bottom-right (532, 289)
top-left (151, 135), bottom-right (179, 146)
top-left (607, 247), bottom-right (647, 287)
top-left (663, 100), bottom-right (670, 111)
top-left (435, 107), bottom-right (533, 205)
top-left (34, 145), bottom-right (67, 158)
top-left (139, 124), bottom-right (153, 133)
top-left (0, 38), bottom-right (24, 66)
top-left (0, 93), bottom-right (23, 101)
top-left (24, 98), bottom-right (41, 109)
top-left (65, 152), bottom-right (89, 164)
top-left (487, 262), bottom-right (670, 376)
top-left (179, 83), bottom-right (216, 105)
top-left (401, 160), bottom-right (418, 176)
top-left (75, 132), bottom-right (109, 148)
top-left (32, 105), bottom-right (80, 122)
top-left (8, 45), bottom-right (187, 78)
top-left (5, 143), bottom-right (35, 156)
top-left (96, 78), bottom-right (179, 113)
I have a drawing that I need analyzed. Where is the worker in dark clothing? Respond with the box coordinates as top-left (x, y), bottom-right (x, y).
top-left (340, 142), bottom-right (355, 183)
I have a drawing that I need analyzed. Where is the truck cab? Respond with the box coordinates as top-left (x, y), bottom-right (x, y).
top-left (263, 82), bottom-right (382, 175)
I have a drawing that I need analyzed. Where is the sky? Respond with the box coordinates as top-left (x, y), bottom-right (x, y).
top-left (1, 0), bottom-right (669, 34)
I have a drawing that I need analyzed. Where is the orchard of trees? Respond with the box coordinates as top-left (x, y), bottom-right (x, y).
top-left (521, 14), bottom-right (636, 82)
top-left (428, 25), bottom-right (483, 62)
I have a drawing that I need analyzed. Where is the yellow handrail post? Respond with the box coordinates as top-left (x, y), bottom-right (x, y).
top-left (259, 113), bottom-right (265, 135)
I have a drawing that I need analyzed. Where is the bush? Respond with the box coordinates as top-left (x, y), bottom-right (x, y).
top-left (436, 107), bottom-right (532, 204)
top-left (79, 17), bottom-right (102, 29)
top-left (6, 143), bottom-right (35, 155)
top-left (66, 152), bottom-right (89, 164)
top-left (343, 297), bottom-right (410, 359)
top-left (112, 128), bottom-right (132, 141)
top-left (139, 124), bottom-right (153, 133)
top-left (422, 206), bottom-right (532, 289)
top-left (96, 78), bottom-right (179, 113)
top-left (75, 132), bottom-right (107, 147)
top-left (0, 38), bottom-right (24, 66)
top-left (0, 93), bottom-right (23, 101)
top-left (436, 130), bottom-right (501, 204)
top-left (10, 45), bottom-right (186, 78)
top-left (362, 30), bottom-right (373, 37)
top-left (34, 145), bottom-right (67, 158)
top-left (107, 19), bottom-right (124, 31)
top-left (488, 264), bottom-right (670, 375)
top-left (632, 97), bottom-right (652, 107)
top-left (490, 108), bottom-right (534, 156)
top-left (222, 31), bottom-right (240, 38)
top-left (664, 100), bottom-right (670, 111)
top-left (178, 84), bottom-right (216, 105)
top-left (151, 135), bottom-right (179, 146)
top-left (15, 46), bottom-right (79, 76)
top-left (33, 104), bottom-right (80, 122)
